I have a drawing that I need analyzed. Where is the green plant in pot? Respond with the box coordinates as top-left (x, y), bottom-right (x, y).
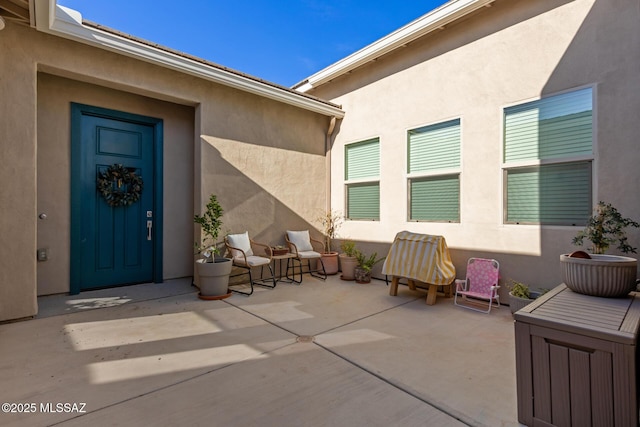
top-left (354, 250), bottom-right (385, 283)
top-left (193, 194), bottom-right (233, 300)
top-left (561, 201), bottom-right (640, 297)
top-left (316, 209), bottom-right (343, 275)
top-left (339, 240), bottom-right (358, 281)
top-left (508, 280), bottom-right (544, 315)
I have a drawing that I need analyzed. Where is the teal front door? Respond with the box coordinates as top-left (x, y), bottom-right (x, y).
top-left (71, 104), bottom-right (163, 293)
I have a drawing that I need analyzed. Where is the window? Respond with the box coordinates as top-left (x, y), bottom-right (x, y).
top-left (345, 138), bottom-right (380, 220)
top-left (503, 87), bottom-right (593, 225)
top-left (407, 119), bottom-right (460, 222)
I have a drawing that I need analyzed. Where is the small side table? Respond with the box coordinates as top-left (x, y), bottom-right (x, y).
top-left (271, 253), bottom-right (297, 283)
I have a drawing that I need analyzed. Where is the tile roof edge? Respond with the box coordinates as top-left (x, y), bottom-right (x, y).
top-left (80, 19), bottom-right (343, 113)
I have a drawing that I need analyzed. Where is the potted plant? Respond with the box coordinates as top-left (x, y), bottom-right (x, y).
top-left (193, 194), bottom-right (233, 300)
top-left (561, 201), bottom-right (639, 297)
top-left (354, 250), bottom-right (385, 283)
top-left (508, 280), bottom-right (544, 315)
top-left (339, 240), bottom-right (358, 281)
top-left (316, 210), bottom-right (343, 275)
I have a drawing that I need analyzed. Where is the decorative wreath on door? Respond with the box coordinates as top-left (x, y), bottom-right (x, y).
top-left (97, 164), bottom-right (143, 207)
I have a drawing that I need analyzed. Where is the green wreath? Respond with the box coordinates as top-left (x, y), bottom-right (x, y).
top-left (97, 164), bottom-right (143, 207)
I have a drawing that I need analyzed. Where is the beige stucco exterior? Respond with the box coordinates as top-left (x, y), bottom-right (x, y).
top-left (0, 19), bottom-right (333, 321)
top-left (308, 0), bottom-right (640, 294)
top-left (3, 0), bottom-right (639, 321)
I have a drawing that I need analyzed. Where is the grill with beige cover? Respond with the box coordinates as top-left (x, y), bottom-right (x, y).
top-left (382, 231), bottom-right (456, 305)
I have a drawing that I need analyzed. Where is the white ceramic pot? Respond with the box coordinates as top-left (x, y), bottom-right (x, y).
top-left (195, 257), bottom-right (233, 299)
top-left (560, 254), bottom-right (638, 297)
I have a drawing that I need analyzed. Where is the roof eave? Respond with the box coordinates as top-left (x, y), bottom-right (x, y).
top-left (294, 0), bottom-right (495, 92)
top-left (32, 0), bottom-right (344, 118)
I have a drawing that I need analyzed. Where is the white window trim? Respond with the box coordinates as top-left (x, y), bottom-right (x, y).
top-left (500, 84), bottom-right (598, 227)
top-left (344, 137), bottom-right (381, 221)
top-left (405, 118), bottom-right (463, 223)
top-left (344, 181), bottom-right (381, 221)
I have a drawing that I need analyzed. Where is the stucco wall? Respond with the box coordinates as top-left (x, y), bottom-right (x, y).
top-left (0, 21), bottom-right (329, 320)
top-left (310, 0), bottom-right (640, 293)
top-left (196, 86), bottom-right (329, 247)
top-left (0, 24), bottom-right (38, 321)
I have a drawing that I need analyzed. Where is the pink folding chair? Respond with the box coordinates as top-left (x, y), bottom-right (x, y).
top-left (454, 258), bottom-right (500, 313)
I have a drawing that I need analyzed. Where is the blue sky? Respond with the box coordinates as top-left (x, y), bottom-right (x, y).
top-left (57, 1), bottom-right (448, 87)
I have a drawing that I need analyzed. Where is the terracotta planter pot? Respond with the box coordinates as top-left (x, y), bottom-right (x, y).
top-left (560, 254), bottom-right (638, 297)
top-left (195, 257), bottom-right (233, 299)
top-left (320, 252), bottom-right (339, 275)
top-left (339, 254), bottom-right (358, 280)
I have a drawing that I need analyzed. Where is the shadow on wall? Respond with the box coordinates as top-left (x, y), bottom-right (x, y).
top-left (312, 0), bottom-right (575, 101)
top-left (539, 0), bottom-right (640, 262)
top-left (194, 92), bottom-right (335, 247)
top-left (197, 135), bottom-right (327, 249)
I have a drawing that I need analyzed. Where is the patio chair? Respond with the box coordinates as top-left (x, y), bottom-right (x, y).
top-left (225, 232), bottom-right (276, 296)
top-left (454, 257), bottom-right (500, 313)
top-left (285, 230), bottom-right (327, 283)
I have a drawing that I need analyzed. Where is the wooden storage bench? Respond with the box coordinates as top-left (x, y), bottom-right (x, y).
top-left (514, 284), bottom-right (640, 426)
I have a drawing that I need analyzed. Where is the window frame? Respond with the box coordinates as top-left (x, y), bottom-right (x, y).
top-left (502, 86), bottom-right (596, 226)
top-left (406, 118), bottom-right (461, 223)
top-left (344, 138), bottom-right (380, 221)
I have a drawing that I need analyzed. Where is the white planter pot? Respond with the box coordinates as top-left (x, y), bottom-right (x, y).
top-left (195, 258), bottom-right (233, 299)
top-left (560, 254), bottom-right (638, 298)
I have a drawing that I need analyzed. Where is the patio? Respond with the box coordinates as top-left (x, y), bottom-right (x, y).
top-left (1, 275), bottom-right (521, 426)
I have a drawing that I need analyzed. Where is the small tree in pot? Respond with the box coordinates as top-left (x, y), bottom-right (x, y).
top-left (572, 201), bottom-right (640, 254)
top-left (562, 201), bottom-right (640, 297)
top-left (316, 210), bottom-right (343, 275)
top-left (194, 194), bottom-right (233, 299)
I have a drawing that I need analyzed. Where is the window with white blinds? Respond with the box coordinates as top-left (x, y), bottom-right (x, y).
top-left (505, 163), bottom-right (592, 225)
top-left (347, 182), bottom-right (380, 220)
top-left (345, 138), bottom-right (380, 220)
top-left (408, 119), bottom-right (460, 222)
top-left (503, 88), bottom-right (593, 225)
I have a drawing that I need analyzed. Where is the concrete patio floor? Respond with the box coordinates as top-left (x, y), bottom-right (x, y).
top-left (0, 275), bottom-right (522, 427)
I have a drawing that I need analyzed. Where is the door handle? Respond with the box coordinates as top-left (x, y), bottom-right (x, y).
top-left (147, 220), bottom-right (153, 241)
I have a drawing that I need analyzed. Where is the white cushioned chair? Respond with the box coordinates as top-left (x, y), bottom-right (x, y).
top-left (285, 230), bottom-right (326, 283)
top-left (224, 232), bottom-right (275, 295)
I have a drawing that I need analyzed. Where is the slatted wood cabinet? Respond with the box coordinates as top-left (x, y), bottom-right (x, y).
top-left (515, 284), bottom-right (640, 427)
